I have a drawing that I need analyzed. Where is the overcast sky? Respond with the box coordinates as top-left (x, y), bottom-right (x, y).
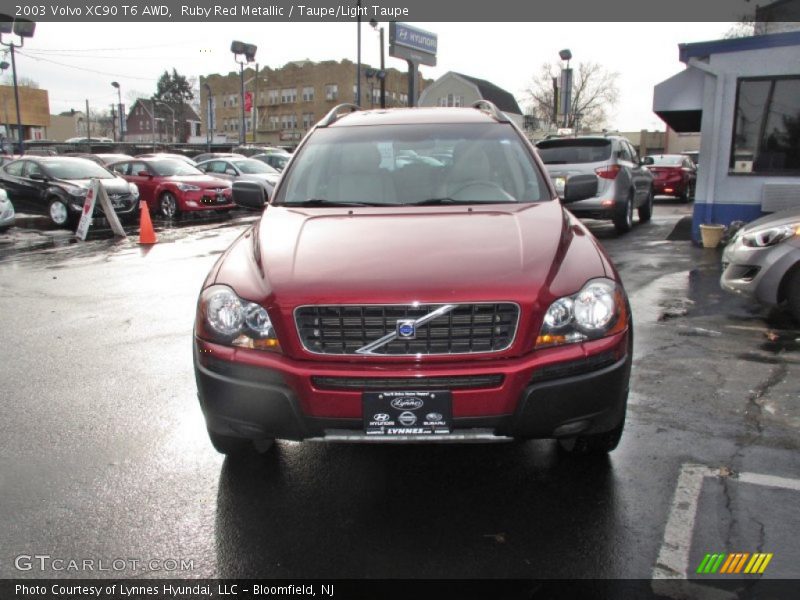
top-left (3, 21), bottom-right (734, 131)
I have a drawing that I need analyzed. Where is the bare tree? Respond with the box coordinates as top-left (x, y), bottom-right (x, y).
top-left (724, 20), bottom-right (755, 38)
top-left (524, 61), bottom-right (619, 132)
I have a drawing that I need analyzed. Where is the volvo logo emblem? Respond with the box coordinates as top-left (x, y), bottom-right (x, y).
top-left (391, 397), bottom-right (424, 410)
top-left (398, 411), bottom-right (417, 426)
top-left (397, 319), bottom-right (416, 339)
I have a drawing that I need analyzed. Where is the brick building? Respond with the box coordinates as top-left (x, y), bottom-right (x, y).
top-left (200, 59), bottom-right (428, 146)
top-left (0, 84), bottom-right (50, 142)
top-left (124, 99), bottom-right (201, 143)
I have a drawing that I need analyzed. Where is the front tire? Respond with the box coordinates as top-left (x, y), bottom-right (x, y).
top-left (159, 192), bottom-right (179, 219)
top-left (48, 198), bottom-right (72, 228)
top-left (613, 193), bottom-right (634, 234)
top-left (786, 270), bottom-right (800, 325)
top-left (208, 430), bottom-right (274, 456)
top-left (638, 189), bottom-right (654, 223)
top-left (557, 413), bottom-right (626, 456)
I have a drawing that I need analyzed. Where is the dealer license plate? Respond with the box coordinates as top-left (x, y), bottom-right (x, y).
top-left (363, 391), bottom-right (452, 436)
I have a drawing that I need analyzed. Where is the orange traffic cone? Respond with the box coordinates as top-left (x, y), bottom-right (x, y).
top-left (138, 200), bottom-right (157, 245)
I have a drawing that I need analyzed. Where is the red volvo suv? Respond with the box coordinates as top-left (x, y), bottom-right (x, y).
top-left (193, 102), bottom-right (632, 457)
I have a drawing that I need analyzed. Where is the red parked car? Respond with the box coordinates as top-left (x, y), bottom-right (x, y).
top-left (109, 158), bottom-right (234, 218)
top-left (645, 154), bottom-right (697, 202)
top-left (194, 103), bottom-right (633, 458)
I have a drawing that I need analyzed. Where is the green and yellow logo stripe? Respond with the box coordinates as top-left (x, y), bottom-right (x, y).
top-left (696, 552), bottom-right (773, 574)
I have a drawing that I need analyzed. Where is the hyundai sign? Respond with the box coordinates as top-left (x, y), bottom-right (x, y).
top-left (389, 22), bottom-right (437, 66)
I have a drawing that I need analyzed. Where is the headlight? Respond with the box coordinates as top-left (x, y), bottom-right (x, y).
top-left (64, 185), bottom-right (88, 197)
top-left (197, 285), bottom-right (280, 352)
top-left (536, 278), bottom-right (628, 348)
top-left (177, 183), bottom-right (202, 192)
top-left (741, 223), bottom-right (799, 248)
top-left (128, 182), bottom-right (139, 198)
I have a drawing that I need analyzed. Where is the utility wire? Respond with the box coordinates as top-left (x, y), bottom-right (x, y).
top-left (16, 50), bottom-right (159, 81)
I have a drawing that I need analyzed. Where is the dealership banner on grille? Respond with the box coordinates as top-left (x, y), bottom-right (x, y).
top-left (75, 179), bottom-right (127, 241)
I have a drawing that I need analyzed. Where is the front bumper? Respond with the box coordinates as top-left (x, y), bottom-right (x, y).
top-left (0, 201), bottom-right (14, 228)
top-left (194, 331), bottom-right (631, 442)
top-left (721, 236), bottom-right (800, 305)
top-left (181, 189), bottom-right (234, 212)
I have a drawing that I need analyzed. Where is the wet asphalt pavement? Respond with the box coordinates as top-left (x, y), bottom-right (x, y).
top-left (0, 202), bottom-right (798, 585)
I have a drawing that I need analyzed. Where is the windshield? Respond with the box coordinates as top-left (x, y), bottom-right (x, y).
top-left (232, 159), bottom-right (278, 175)
top-left (150, 159), bottom-right (203, 177)
top-left (647, 155), bottom-right (684, 166)
top-left (44, 159), bottom-right (116, 179)
top-left (536, 139), bottom-right (612, 164)
top-left (275, 123), bottom-right (548, 206)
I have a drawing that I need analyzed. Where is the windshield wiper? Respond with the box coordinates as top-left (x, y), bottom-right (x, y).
top-left (289, 199), bottom-right (379, 207)
top-left (411, 198), bottom-right (509, 206)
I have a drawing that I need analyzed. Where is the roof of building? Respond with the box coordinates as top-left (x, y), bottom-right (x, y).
top-left (128, 99), bottom-right (201, 122)
top-left (450, 72), bottom-right (522, 115)
top-left (679, 29), bottom-right (800, 62)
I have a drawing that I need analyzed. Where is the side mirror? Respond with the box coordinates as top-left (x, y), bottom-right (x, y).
top-left (29, 173), bottom-right (46, 181)
top-left (232, 180), bottom-right (266, 210)
top-left (562, 174), bottom-right (598, 203)
top-left (642, 156), bottom-right (654, 166)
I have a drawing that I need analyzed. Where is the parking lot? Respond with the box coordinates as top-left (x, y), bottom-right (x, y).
top-left (0, 200), bottom-right (798, 588)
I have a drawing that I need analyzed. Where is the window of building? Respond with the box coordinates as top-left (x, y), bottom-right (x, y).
top-left (281, 114), bottom-right (297, 130)
top-left (268, 90), bottom-right (279, 105)
top-left (302, 86), bottom-right (315, 102)
top-left (269, 116), bottom-right (280, 130)
top-left (302, 112), bottom-right (315, 129)
top-left (325, 84), bottom-right (338, 101)
top-left (281, 88), bottom-right (297, 103)
top-left (730, 76), bottom-right (800, 173)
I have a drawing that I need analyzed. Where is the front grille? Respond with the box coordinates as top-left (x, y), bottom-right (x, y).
top-left (312, 374), bottom-right (505, 390)
top-left (295, 303), bottom-right (520, 355)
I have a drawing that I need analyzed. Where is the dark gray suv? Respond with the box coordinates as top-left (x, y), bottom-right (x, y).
top-left (536, 135), bottom-right (654, 234)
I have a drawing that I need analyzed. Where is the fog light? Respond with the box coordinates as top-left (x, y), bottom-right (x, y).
top-left (186, 200), bottom-right (198, 207)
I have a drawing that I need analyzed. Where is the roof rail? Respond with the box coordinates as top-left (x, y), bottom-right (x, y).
top-left (318, 103), bottom-right (362, 128)
top-left (472, 100), bottom-right (509, 123)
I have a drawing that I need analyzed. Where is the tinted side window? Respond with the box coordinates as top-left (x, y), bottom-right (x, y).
top-left (111, 162), bottom-right (129, 175)
top-left (617, 142), bottom-right (632, 163)
top-left (4, 161), bottom-right (24, 176)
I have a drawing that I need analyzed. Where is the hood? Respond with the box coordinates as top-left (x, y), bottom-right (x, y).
top-left (240, 173), bottom-right (279, 187)
top-left (60, 177), bottom-right (131, 193)
top-left (168, 175), bottom-right (230, 187)
top-left (742, 206), bottom-right (800, 232)
top-left (214, 201), bottom-right (607, 308)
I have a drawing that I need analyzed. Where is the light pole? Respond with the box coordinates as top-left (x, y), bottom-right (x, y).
top-left (0, 15), bottom-right (36, 154)
top-left (111, 81), bottom-right (124, 142)
top-left (558, 48), bottom-right (573, 129)
top-left (203, 82), bottom-right (213, 152)
top-left (369, 19), bottom-right (386, 108)
top-left (230, 40), bottom-right (256, 145)
top-left (0, 60), bottom-right (9, 152)
top-left (155, 100), bottom-right (175, 143)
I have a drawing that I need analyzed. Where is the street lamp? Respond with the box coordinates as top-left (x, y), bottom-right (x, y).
top-left (111, 81), bottom-right (124, 142)
top-left (154, 100), bottom-right (175, 143)
top-left (369, 19), bottom-right (386, 108)
top-left (230, 40), bottom-right (256, 145)
top-left (0, 14), bottom-right (36, 154)
top-left (558, 48), bottom-right (573, 129)
top-left (203, 82), bottom-right (213, 152)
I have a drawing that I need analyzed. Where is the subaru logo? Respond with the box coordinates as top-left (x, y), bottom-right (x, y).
top-left (373, 413), bottom-right (390, 422)
top-left (391, 397), bottom-right (424, 410)
top-left (398, 411), bottom-right (417, 426)
top-left (397, 319), bottom-right (416, 339)
top-left (426, 412), bottom-right (443, 422)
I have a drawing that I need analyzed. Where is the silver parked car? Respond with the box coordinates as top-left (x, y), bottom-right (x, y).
top-left (721, 206), bottom-right (800, 322)
top-left (535, 135), bottom-right (654, 234)
top-left (0, 187), bottom-right (14, 230)
top-left (195, 157), bottom-right (280, 204)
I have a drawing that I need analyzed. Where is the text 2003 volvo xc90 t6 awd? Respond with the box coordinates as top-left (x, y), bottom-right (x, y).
top-left (194, 102), bottom-right (632, 457)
